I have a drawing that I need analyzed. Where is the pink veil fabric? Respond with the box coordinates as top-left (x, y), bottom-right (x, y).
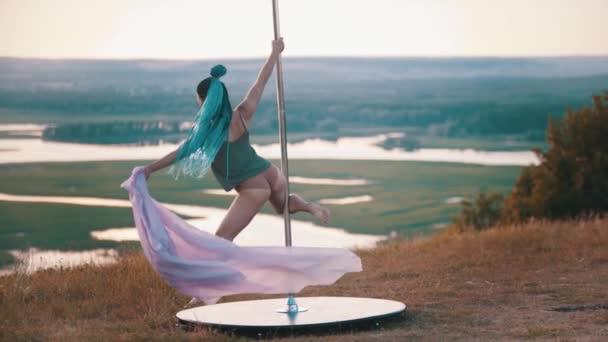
top-left (120, 166), bottom-right (362, 305)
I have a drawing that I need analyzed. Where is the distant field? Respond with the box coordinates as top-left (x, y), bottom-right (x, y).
top-left (0, 159), bottom-right (521, 256)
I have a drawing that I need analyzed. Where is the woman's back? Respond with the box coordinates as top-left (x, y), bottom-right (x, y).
top-left (211, 110), bottom-right (271, 191)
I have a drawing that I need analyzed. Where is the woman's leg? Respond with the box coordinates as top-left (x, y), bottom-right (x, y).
top-left (214, 175), bottom-right (271, 241)
top-left (265, 164), bottom-right (330, 224)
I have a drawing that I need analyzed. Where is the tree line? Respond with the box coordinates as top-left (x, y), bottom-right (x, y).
top-left (452, 91), bottom-right (608, 231)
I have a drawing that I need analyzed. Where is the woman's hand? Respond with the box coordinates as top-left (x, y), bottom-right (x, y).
top-left (237, 38), bottom-right (285, 120)
top-left (272, 37), bottom-right (285, 55)
top-left (141, 148), bottom-right (179, 181)
top-left (143, 166), bottom-right (152, 181)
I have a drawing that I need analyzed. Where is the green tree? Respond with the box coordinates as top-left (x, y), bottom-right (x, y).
top-left (502, 91), bottom-right (608, 222)
top-left (451, 192), bottom-right (504, 231)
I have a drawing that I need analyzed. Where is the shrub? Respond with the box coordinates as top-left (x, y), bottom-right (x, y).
top-left (502, 91), bottom-right (608, 222)
top-left (451, 192), bottom-right (504, 232)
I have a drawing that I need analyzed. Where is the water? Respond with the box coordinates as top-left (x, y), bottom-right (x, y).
top-left (445, 196), bottom-right (465, 204)
top-left (201, 176), bottom-right (372, 197)
top-left (0, 123), bottom-right (46, 134)
top-left (0, 125), bottom-right (539, 166)
top-left (319, 195), bottom-right (373, 205)
top-left (0, 192), bottom-right (386, 250)
top-left (0, 248), bottom-right (119, 276)
top-left (0, 123), bottom-right (537, 273)
top-left (254, 134), bottom-right (539, 166)
top-left (0, 190), bottom-right (386, 275)
top-left (201, 189), bottom-right (237, 196)
top-left (0, 124), bottom-right (536, 272)
top-left (287, 176), bottom-right (371, 185)
top-left (201, 192), bottom-right (375, 205)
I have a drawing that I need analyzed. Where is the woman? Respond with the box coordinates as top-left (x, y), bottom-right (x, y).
top-left (141, 38), bottom-right (329, 242)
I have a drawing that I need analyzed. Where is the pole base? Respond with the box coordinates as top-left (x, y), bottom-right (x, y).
top-left (176, 296), bottom-right (406, 330)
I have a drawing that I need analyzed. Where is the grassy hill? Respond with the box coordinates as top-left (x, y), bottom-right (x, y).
top-left (1, 217), bottom-right (606, 341)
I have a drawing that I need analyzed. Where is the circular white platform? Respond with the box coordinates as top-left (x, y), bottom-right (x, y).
top-left (176, 296), bottom-right (406, 329)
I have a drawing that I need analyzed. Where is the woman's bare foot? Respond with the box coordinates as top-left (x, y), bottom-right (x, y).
top-left (308, 202), bottom-right (330, 224)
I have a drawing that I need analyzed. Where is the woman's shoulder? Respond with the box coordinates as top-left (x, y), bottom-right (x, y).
top-left (228, 108), bottom-right (249, 141)
top-left (232, 108), bottom-right (249, 129)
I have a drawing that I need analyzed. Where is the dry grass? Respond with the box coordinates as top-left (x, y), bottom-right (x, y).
top-left (1, 217), bottom-right (607, 341)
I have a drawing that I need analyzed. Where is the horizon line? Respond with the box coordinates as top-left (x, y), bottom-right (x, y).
top-left (1, 53), bottom-right (608, 62)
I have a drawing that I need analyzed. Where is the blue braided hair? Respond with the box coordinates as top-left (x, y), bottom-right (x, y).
top-left (167, 64), bottom-right (233, 180)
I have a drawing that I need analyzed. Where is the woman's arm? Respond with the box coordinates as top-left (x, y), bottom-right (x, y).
top-left (236, 38), bottom-right (285, 121)
top-left (143, 148), bottom-right (179, 180)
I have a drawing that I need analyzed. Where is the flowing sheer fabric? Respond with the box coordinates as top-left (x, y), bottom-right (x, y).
top-left (120, 166), bottom-right (363, 305)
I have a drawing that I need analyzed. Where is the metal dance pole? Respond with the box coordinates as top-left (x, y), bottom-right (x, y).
top-left (272, 0), bottom-right (306, 314)
top-left (271, 0), bottom-right (292, 247)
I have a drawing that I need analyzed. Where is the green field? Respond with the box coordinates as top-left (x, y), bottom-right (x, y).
top-left (0, 159), bottom-right (522, 262)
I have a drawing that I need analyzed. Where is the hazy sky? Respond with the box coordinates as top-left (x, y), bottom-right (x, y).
top-left (1, 0), bottom-right (606, 59)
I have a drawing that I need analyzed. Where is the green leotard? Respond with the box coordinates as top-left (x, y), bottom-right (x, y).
top-left (211, 111), bottom-right (271, 191)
